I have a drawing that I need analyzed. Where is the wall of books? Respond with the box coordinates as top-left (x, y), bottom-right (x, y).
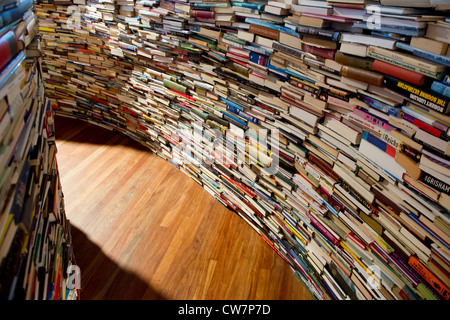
top-left (37, 0), bottom-right (450, 300)
top-left (0, 0), bottom-right (78, 300)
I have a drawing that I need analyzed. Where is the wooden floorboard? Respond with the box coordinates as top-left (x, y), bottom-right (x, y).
top-left (54, 116), bottom-right (313, 300)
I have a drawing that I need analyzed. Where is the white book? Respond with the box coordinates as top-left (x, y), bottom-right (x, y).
top-left (358, 139), bottom-right (406, 181)
top-left (399, 227), bottom-right (431, 257)
top-left (341, 33), bottom-right (397, 50)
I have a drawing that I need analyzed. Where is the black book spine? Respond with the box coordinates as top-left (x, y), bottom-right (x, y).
top-left (383, 75), bottom-right (449, 114)
top-left (420, 171), bottom-right (450, 195)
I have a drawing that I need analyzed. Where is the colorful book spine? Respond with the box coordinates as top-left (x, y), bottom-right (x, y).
top-left (362, 130), bottom-right (397, 158)
top-left (372, 59), bottom-right (426, 87)
top-left (431, 81), bottom-right (450, 99)
top-left (353, 108), bottom-right (396, 131)
top-left (395, 41), bottom-right (450, 68)
top-left (384, 75), bottom-right (450, 115)
top-left (0, 30), bottom-right (22, 72)
top-left (303, 44), bottom-right (336, 60)
top-left (408, 256), bottom-right (450, 300)
top-left (296, 25), bottom-right (340, 42)
top-left (367, 50), bottom-right (443, 80)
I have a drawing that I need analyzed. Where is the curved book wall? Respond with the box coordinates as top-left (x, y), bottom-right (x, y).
top-left (35, 0), bottom-right (450, 300)
top-left (0, 0), bottom-right (78, 300)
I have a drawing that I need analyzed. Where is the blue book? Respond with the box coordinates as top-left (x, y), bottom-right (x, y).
top-left (225, 104), bottom-right (239, 114)
top-left (220, 97), bottom-right (244, 112)
top-left (249, 52), bottom-right (267, 66)
top-left (231, 1), bottom-right (264, 10)
top-left (395, 41), bottom-right (450, 67)
top-left (237, 110), bottom-right (258, 124)
top-left (0, 0), bottom-right (32, 29)
top-left (431, 81), bottom-right (450, 99)
top-left (353, 21), bottom-right (426, 37)
top-left (244, 43), bottom-right (273, 56)
top-left (359, 94), bottom-right (400, 117)
top-left (222, 110), bottom-right (247, 127)
top-left (267, 60), bottom-right (288, 76)
top-left (361, 130), bottom-right (396, 157)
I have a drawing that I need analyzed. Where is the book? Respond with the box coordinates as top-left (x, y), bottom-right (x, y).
top-left (340, 65), bottom-right (384, 87)
top-left (384, 75), bottom-right (450, 115)
top-left (0, 30), bottom-right (24, 73)
top-left (340, 33), bottom-right (398, 50)
top-left (371, 59), bottom-right (426, 87)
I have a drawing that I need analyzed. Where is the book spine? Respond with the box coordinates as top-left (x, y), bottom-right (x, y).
top-left (341, 65), bottom-right (384, 87)
top-left (420, 171), bottom-right (450, 195)
top-left (245, 18), bottom-right (279, 31)
top-left (340, 180), bottom-right (377, 215)
top-left (221, 97), bottom-right (244, 112)
top-left (353, 22), bottom-right (424, 37)
top-left (431, 81), bottom-right (450, 99)
top-left (272, 41), bottom-right (307, 61)
top-left (191, 10), bottom-right (215, 19)
top-left (408, 256), bottom-right (450, 300)
top-left (362, 130), bottom-right (397, 157)
top-left (296, 25), bottom-right (340, 42)
top-left (367, 50), bottom-right (441, 80)
top-left (359, 94), bottom-right (400, 117)
top-left (0, 30), bottom-right (20, 72)
top-left (442, 75), bottom-right (450, 86)
top-left (249, 52), bottom-right (267, 66)
top-left (231, 2), bottom-right (263, 10)
top-left (372, 59), bottom-right (426, 87)
top-left (413, 132), bottom-right (448, 157)
top-left (249, 24), bottom-right (279, 40)
top-left (0, 0), bottom-right (32, 29)
top-left (237, 110), bottom-right (259, 124)
top-left (303, 44), bottom-right (336, 60)
top-left (335, 51), bottom-right (374, 71)
top-left (305, 211), bottom-right (340, 246)
top-left (163, 79), bottom-right (187, 94)
top-left (395, 41), bottom-right (450, 68)
top-left (402, 112), bottom-right (444, 139)
top-left (384, 75), bottom-right (449, 115)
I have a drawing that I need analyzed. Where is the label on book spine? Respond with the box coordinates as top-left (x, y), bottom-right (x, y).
top-left (249, 24), bottom-right (279, 40)
top-left (384, 75), bottom-right (449, 114)
top-left (421, 171), bottom-right (450, 195)
top-left (296, 25), bottom-right (340, 42)
top-left (340, 180), bottom-right (377, 216)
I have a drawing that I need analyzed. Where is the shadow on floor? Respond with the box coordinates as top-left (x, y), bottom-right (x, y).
top-left (70, 225), bottom-right (166, 300)
top-left (54, 115), bottom-right (150, 151)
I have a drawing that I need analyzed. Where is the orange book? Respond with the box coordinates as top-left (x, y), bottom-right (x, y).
top-left (408, 255), bottom-right (450, 300)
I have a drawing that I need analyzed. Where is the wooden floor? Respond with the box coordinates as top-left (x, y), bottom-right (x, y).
top-left (54, 116), bottom-right (313, 300)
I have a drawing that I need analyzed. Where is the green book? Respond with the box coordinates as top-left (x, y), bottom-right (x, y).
top-left (163, 79), bottom-right (187, 94)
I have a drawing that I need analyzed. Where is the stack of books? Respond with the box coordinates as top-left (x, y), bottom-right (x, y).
top-left (0, 0), bottom-right (78, 300)
top-left (37, 0), bottom-right (450, 300)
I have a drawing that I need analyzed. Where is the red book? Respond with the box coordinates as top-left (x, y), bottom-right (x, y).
top-left (190, 10), bottom-right (215, 19)
top-left (303, 44), bottom-right (336, 60)
top-left (0, 30), bottom-right (23, 73)
top-left (372, 59), bottom-right (426, 87)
